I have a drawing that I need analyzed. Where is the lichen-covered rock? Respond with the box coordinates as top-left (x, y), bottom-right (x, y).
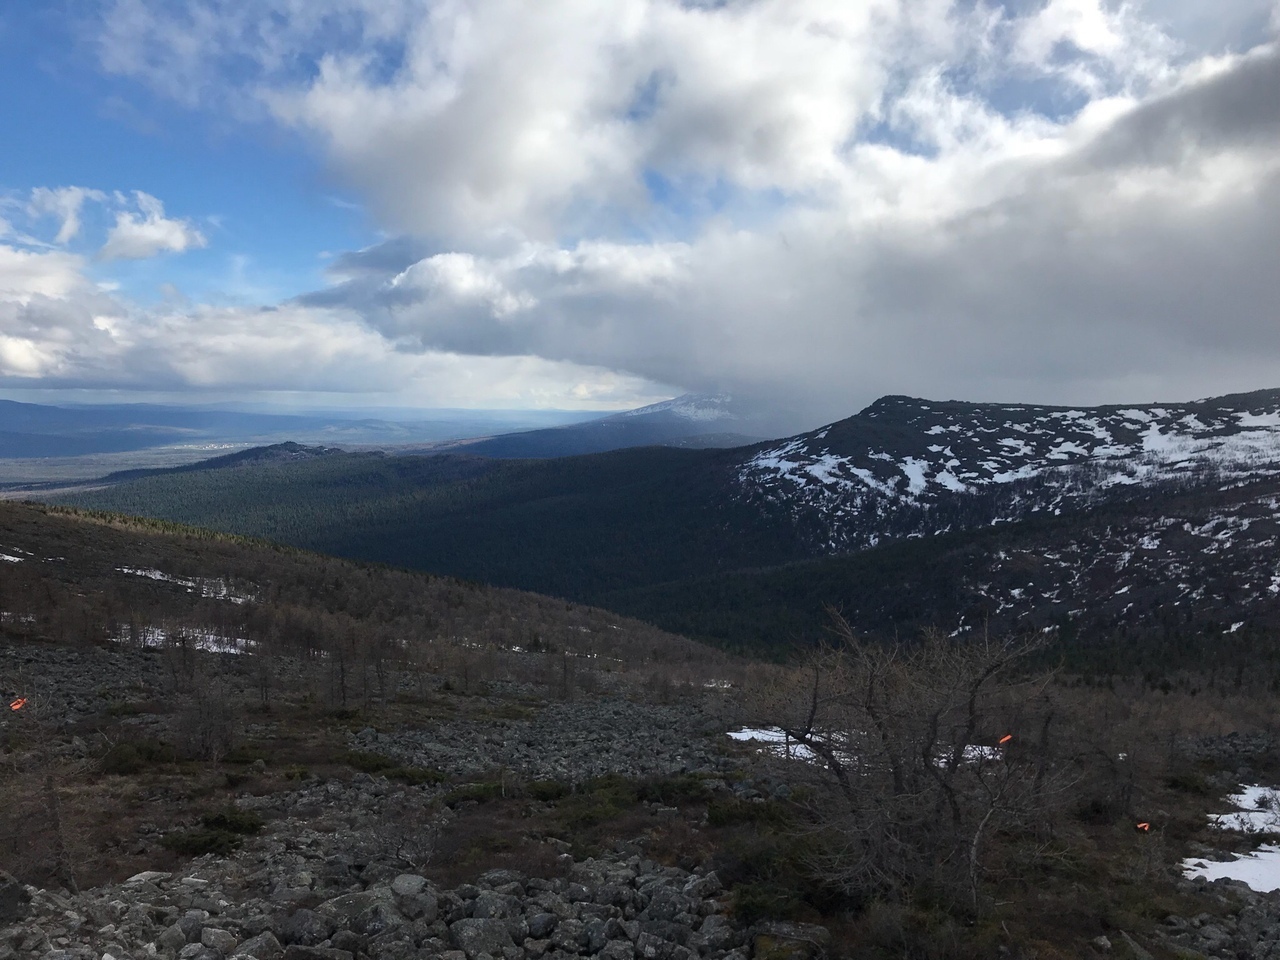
top-left (233, 931), bottom-right (284, 960)
top-left (450, 917), bottom-right (516, 958)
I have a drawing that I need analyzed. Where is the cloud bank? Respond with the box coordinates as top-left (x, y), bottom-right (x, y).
top-left (8, 0), bottom-right (1280, 421)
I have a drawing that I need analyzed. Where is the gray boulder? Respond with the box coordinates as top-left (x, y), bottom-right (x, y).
top-left (527, 914), bottom-right (558, 939)
top-left (450, 918), bottom-right (515, 958)
top-left (390, 875), bottom-right (428, 897)
top-left (159, 924), bottom-right (189, 955)
top-left (233, 931), bottom-right (284, 960)
top-left (278, 909), bottom-right (337, 946)
top-left (201, 928), bottom-right (241, 955)
top-left (473, 892), bottom-right (522, 920)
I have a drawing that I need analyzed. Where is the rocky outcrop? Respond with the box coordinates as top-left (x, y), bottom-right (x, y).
top-left (1156, 876), bottom-right (1280, 959)
top-left (0, 853), bottom-right (769, 960)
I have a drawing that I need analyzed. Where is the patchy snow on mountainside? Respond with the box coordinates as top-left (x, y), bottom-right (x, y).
top-left (940, 490), bottom-right (1280, 636)
top-left (117, 566), bottom-right (255, 603)
top-left (618, 393), bottom-right (736, 422)
top-left (736, 391), bottom-right (1280, 555)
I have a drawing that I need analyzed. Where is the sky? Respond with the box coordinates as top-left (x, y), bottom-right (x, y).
top-left (1, 0), bottom-right (1278, 425)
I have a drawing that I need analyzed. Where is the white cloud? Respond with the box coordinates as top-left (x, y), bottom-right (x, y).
top-left (52, 2), bottom-right (1280, 417)
top-left (28, 186), bottom-right (108, 245)
top-left (0, 239), bottom-right (663, 406)
top-left (99, 191), bottom-right (208, 260)
top-left (0, 245), bottom-right (90, 302)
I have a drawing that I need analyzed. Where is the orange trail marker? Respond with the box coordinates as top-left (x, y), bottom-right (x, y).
top-left (998, 734), bottom-right (1013, 745)
top-left (1136, 822), bottom-right (1151, 832)
top-left (9, 698), bottom-right (26, 711)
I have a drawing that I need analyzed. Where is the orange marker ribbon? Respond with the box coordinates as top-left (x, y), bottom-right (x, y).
top-left (998, 734), bottom-right (1013, 745)
top-left (1136, 822), bottom-right (1150, 832)
top-left (9, 698), bottom-right (26, 711)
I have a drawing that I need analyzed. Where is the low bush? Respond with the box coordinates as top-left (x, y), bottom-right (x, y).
top-left (161, 829), bottom-right (241, 857)
top-left (385, 766), bottom-right (446, 786)
top-left (342, 750), bottom-right (398, 773)
top-left (707, 798), bottom-right (790, 827)
top-left (445, 780), bottom-right (507, 806)
top-left (223, 743), bottom-right (271, 765)
top-left (636, 773), bottom-right (712, 806)
top-left (100, 738), bottom-right (177, 775)
top-left (200, 807), bottom-right (264, 835)
top-left (528, 780), bottom-right (571, 802)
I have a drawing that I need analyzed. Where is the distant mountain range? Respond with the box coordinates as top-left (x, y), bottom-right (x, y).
top-left (52, 388), bottom-right (1280, 662)
top-left (427, 394), bottom-right (771, 458)
top-left (0, 399), bottom-right (596, 460)
top-left (0, 393), bottom-right (771, 465)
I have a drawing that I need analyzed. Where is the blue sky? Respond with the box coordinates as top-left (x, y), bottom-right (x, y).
top-left (1, 1), bottom-right (1278, 420)
top-left (0, 8), bottom-right (373, 306)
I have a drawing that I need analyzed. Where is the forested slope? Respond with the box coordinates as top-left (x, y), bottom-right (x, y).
top-left (59, 446), bottom-right (815, 599)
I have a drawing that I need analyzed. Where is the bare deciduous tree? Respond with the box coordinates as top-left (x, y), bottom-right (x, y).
top-left (747, 616), bottom-right (1073, 911)
top-left (372, 795), bottom-right (451, 871)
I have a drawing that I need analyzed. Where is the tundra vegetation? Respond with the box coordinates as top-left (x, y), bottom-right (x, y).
top-left (2, 501), bottom-right (1279, 957)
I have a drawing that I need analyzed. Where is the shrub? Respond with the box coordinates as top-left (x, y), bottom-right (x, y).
top-left (445, 780), bottom-right (506, 806)
top-left (174, 697), bottom-right (237, 762)
top-left (343, 750), bottom-right (398, 773)
top-left (386, 766), bottom-right (446, 786)
top-left (637, 774), bottom-right (713, 806)
top-left (161, 829), bottom-right (241, 856)
top-left (100, 739), bottom-right (177, 775)
top-left (200, 807), bottom-right (263, 835)
top-left (223, 744), bottom-right (270, 765)
top-left (528, 780), bottom-right (571, 802)
top-left (707, 798), bottom-right (790, 827)
top-left (731, 883), bottom-right (806, 926)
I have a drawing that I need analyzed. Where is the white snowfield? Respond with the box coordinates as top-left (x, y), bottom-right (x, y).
top-left (1184, 785), bottom-right (1280, 892)
top-left (741, 398), bottom-right (1280, 511)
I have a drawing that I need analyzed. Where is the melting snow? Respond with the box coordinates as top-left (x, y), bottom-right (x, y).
top-left (1183, 786), bottom-right (1280, 891)
top-left (1209, 785), bottom-right (1280, 834)
top-left (727, 727), bottom-right (817, 761)
top-left (1184, 846), bottom-right (1280, 893)
top-left (112, 625), bottom-right (255, 655)
top-left (117, 567), bottom-right (254, 603)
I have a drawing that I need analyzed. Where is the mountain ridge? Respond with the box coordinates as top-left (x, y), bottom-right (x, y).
top-left (51, 387), bottom-right (1280, 654)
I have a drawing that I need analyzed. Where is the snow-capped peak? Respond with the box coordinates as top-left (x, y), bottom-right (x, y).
top-left (616, 394), bottom-right (736, 422)
top-left (736, 389), bottom-right (1280, 554)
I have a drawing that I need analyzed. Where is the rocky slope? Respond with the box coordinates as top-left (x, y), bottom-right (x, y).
top-left (2, 821), bottom-right (817, 960)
